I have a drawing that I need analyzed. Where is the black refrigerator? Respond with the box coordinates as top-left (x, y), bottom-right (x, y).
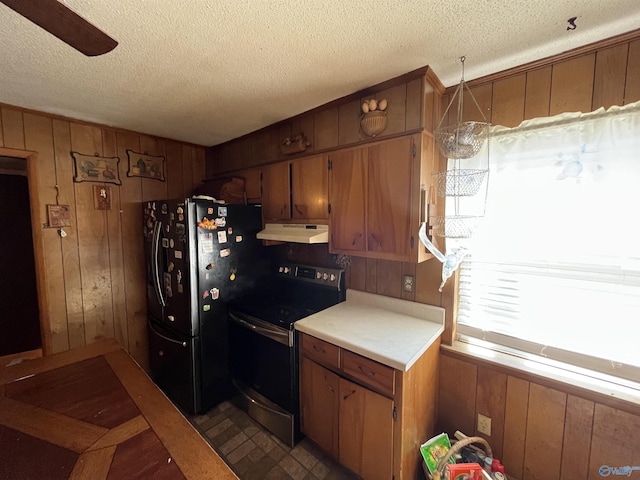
top-left (144, 198), bottom-right (268, 415)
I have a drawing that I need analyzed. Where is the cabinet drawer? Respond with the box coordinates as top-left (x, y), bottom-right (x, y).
top-left (300, 334), bottom-right (340, 369)
top-left (341, 350), bottom-right (395, 397)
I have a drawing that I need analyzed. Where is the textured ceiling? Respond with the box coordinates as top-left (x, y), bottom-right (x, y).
top-left (1, 1), bottom-right (639, 147)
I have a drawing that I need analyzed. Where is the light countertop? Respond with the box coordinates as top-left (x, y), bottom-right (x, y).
top-left (295, 289), bottom-right (445, 371)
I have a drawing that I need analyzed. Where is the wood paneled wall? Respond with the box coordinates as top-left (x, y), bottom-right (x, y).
top-left (435, 32), bottom-right (640, 480)
top-left (0, 104), bottom-right (206, 368)
top-left (438, 350), bottom-right (640, 480)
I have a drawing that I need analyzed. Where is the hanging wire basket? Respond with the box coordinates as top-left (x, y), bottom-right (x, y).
top-left (430, 215), bottom-right (481, 238)
top-left (434, 168), bottom-right (488, 196)
top-left (434, 121), bottom-right (489, 159)
top-left (434, 56), bottom-right (489, 160)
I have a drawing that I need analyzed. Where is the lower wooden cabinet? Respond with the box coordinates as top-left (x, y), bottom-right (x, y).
top-left (300, 333), bottom-right (440, 480)
top-left (300, 356), bottom-right (339, 458)
top-left (339, 377), bottom-right (394, 480)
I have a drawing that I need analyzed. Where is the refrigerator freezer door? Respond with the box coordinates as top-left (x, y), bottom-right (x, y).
top-left (148, 317), bottom-right (201, 414)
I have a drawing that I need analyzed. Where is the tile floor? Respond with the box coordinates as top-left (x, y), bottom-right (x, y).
top-left (189, 400), bottom-right (359, 480)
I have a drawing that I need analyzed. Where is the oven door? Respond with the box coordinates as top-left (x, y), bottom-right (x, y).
top-left (228, 310), bottom-right (296, 412)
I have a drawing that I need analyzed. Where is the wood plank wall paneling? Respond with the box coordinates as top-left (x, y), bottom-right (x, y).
top-left (315, 108), bottom-right (340, 151)
top-left (70, 123), bottom-right (116, 346)
top-left (549, 54), bottom-right (596, 116)
top-left (523, 383), bottom-right (566, 480)
top-left (51, 119), bottom-right (85, 349)
top-left (502, 376), bottom-right (530, 480)
top-left (117, 132), bottom-right (146, 365)
top-left (438, 354), bottom-right (477, 436)
top-left (463, 83), bottom-right (493, 123)
top-left (378, 84), bottom-right (407, 136)
top-left (435, 35), bottom-right (640, 480)
top-left (475, 367), bottom-right (507, 460)
top-left (560, 395), bottom-right (594, 480)
top-left (339, 100), bottom-right (361, 146)
top-left (589, 405), bottom-right (640, 480)
top-left (491, 74), bottom-right (526, 127)
top-left (0, 105), bottom-right (206, 365)
top-left (625, 39), bottom-right (640, 104)
top-left (438, 350), bottom-right (640, 480)
top-left (406, 78), bottom-right (423, 131)
top-left (102, 129), bottom-right (128, 350)
top-left (592, 44), bottom-right (629, 109)
top-left (524, 67), bottom-right (552, 120)
top-left (1, 108), bottom-right (25, 149)
top-left (165, 141), bottom-right (184, 199)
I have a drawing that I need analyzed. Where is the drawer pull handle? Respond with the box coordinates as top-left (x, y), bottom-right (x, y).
top-left (343, 390), bottom-right (356, 400)
top-left (358, 365), bottom-right (376, 377)
top-left (312, 345), bottom-right (325, 353)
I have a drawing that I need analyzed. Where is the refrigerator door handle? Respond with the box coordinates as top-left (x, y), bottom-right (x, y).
top-left (151, 220), bottom-right (166, 307)
top-left (148, 319), bottom-right (187, 347)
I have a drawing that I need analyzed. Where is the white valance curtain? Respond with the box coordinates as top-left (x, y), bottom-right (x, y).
top-left (456, 100), bottom-right (640, 385)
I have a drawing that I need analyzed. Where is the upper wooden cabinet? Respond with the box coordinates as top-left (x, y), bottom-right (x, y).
top-left (261, 161), bottom-right (291, 221)
top-left (262, 154), bottom-right (329, 223)
top-left (329, 133), bottom-right (434, 262)
top-left (239, 168), bottom-right (262, 204)
top-left (291, 155), bottom-right (329, 221)
top-left (327, 148), bottom-right (367, 252)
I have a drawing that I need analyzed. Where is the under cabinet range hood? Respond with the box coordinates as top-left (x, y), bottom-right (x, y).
top-left (256, 223), bottom-right (329, 244)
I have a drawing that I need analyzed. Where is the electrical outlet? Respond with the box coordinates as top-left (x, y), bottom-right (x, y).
top-left (403, 275), bottom-right (414, 292)
top-left (477, 413), bottom-right (492, 436)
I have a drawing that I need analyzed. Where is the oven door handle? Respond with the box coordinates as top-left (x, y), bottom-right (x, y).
top-left (228, 311), bottom-right (292, 347)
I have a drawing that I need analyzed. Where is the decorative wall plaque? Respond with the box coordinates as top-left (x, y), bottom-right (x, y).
top-left (126, 150), bottom-right (165, 181)
top-left (72, 151), bottom-right (121, 185)
top-left (47, 204), bottom-right (71, 227)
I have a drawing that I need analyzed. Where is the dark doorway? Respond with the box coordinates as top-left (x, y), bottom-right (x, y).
top-left (0, 157), bottom-right (41, 356)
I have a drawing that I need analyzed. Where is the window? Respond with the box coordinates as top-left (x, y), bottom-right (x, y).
top-left (455, 101), bottom-right (640, 387)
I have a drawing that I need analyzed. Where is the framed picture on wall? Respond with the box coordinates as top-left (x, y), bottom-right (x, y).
top-left (47, 204), bottom-right (71, 228)
top-left (71, 152), bottom-right (122, 185)
top-left (126, 150), bottom-right (165, 181)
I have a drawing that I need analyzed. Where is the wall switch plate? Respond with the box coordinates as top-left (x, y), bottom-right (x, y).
top-left (403, 275), bottom-right (414, 292)
top-left (477, 413), bottom-right (492, 436)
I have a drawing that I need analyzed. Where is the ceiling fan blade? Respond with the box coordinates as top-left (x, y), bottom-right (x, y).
top-left (0, 0), bottom-right (117, 56)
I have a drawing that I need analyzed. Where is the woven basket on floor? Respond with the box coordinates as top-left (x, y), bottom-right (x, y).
top-left (422, 436), bottom-right (493, 480)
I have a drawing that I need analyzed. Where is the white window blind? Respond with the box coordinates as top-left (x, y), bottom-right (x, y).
top-left (456, 101), bottom-right (640, 386)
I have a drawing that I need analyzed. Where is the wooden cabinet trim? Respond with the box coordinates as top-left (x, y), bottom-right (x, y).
top-left (300, 333), bottom-right (340, 370)
top-left (341, 350), bottom-right (395, 398)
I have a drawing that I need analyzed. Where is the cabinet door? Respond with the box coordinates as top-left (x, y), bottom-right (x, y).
top-left (339, 377), bottom-right (394, 480)
top-left (329, 148), bottom-right (367, 252)
top-left (261, 162), bottom-right (290, 221)
top-left (300, 357), bottom-right (340, 459)
top-left (291, 155), bottom-right (328, 220)
top-left (236, 167), bottom-right (262, 204)
top-left (367, 136), bottom-right (413, 257)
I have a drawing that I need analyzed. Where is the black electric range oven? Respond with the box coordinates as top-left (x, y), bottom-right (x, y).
top-left (227, 263), bottom-right (345, 446)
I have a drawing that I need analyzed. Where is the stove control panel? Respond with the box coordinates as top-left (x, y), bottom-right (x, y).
top-left (277, 263), bottom-right (344, 289)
